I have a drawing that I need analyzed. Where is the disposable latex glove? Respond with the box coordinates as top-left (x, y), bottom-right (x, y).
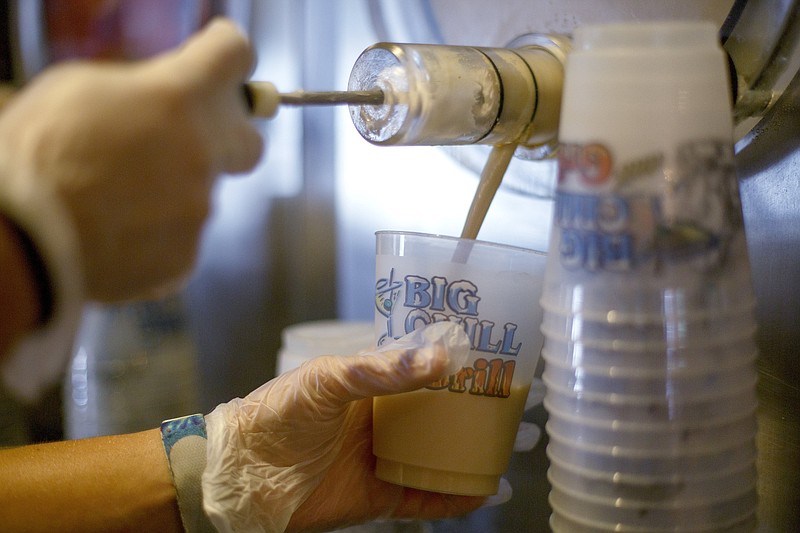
top-left (0, 17), bottom-right (263, 302)
top-left (203, 322), bottom-right (486, 533)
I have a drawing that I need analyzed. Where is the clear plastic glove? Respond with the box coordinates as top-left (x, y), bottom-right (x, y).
top-left (0, 17), bottom-right (263, 302)
top-left (202, 322), bottom-right (485, 533)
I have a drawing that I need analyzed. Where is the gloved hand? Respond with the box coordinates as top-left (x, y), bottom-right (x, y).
top-left (0, 17), bottom-right (263, 302)
top-left (202, 322), bottom-right (485, 533)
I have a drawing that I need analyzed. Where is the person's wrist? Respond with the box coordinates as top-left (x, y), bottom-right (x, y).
top-left (0, 156), bottom-right (84, 402)
top-left (0, 214), bottom-right (54, 325)
top-left (161, 414), bottom-right (217, 533)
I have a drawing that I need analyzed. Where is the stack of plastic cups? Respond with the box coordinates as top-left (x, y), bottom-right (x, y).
top-left (541, 22), bottom-right (759, 532)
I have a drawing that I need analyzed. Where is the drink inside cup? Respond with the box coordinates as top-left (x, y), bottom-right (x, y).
top-left (373, 384), bottom-right (530, 495)
top-left (373, 231), bottom-right (547, 495)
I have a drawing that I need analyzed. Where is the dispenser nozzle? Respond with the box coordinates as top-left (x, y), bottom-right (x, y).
top-left (346, 40), bottom-right (568, 148)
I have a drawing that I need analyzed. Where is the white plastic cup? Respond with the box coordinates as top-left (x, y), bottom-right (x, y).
top-left (544, 403), bottom-right (758, 453)
top-left (542, 20), bottom-right (753, 318)
top-left (539, 306), bottom-right (758, 347)
top-left (549, 483), bottom-right (757, 531)
top-left (547, 459), bottom-right (757, 504)
top-left (545, 428), bottom-right (756, 477)
top-left (541, 352), bottom-right (758, 397)
top-left (538, 333), bottom-right (757, 372)
top-left (542, 374), bottom-right (758, 424)
top-left (540, 270), bottom-right (757, 323)
top-left (540, 21), bottom-right (759, 530)
top-left (550, 510), bottom-right (759, 533)
top-left (277, 320), bottom-right (374, 375)
top-left (372, 231), bottom-right (547, 496)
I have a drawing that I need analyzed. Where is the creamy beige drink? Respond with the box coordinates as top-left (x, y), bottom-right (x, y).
top-left (373, 384), bottom-right (530, 496)
top-left (460, 143), bottom-right (518, 241)
top-left (374, 231), bottom-right (546, 496)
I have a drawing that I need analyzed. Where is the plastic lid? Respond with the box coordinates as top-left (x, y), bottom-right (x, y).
top-left (277, 320), bottom-right (374, 374)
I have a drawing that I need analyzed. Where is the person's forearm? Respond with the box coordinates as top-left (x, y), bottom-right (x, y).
top-left (0, 428), bottom-right (184, 533)
top-left (0, 214), bottom-right (43, 358)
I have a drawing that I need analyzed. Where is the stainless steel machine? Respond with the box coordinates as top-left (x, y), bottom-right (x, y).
top-left (5, 1), bottom-right (798, 531)
top-left (337, 3), bottom-right (800, 530)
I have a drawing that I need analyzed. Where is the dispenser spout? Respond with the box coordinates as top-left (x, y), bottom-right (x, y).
top-left (345, 38), bottom-right (569, 149)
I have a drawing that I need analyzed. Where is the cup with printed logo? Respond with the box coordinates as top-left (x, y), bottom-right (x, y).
top-left (372, 230), bottom-right (547, 496)
top-left (539, 20), bottom-right (760, 531)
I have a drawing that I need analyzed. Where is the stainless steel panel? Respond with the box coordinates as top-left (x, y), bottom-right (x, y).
top-left (737, 70), bottom-right (800, 532)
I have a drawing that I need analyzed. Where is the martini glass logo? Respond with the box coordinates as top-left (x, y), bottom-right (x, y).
top-left (375, 268), bottom-right (402, 345)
